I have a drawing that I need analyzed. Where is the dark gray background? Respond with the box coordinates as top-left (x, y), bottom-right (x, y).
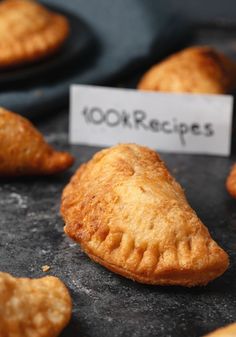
top-left (49, 0), bottom-right (236, 24)
top-left (158, 0), bottom-right (236, 21)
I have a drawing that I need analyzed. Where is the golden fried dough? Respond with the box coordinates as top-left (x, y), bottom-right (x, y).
top-left (204, 323), bottom-right (236, 336)
top-left (0, 0), bottom-right (69, 68)
top-left (226, 164), bottom-right (236, 198)
top-left (0, 272), bottom-right (72, 337)
top-left (61, 143), bottom-right (229, 286)
top-left (138, 46), bottom-right (236, 94)
top-left (0, 107), bottom-right (74, 176)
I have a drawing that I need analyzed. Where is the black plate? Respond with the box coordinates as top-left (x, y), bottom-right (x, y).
top-left (0, 1), bottom-right (188, 118)
top-left (0, 3), bottom-right (94, 86)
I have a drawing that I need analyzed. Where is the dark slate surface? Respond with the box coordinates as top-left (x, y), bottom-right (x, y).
top-left (0, 111), bottom-right (236, 337)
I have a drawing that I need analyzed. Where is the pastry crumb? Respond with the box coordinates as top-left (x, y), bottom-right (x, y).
top-left (41, 265), bottom-right (50, 272)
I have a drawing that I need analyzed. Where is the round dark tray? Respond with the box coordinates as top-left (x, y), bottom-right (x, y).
top-left (0, 3), bottom-right (94, 86)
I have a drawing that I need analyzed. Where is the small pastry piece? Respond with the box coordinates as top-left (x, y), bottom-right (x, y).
top-left (0, 272), bottom-right (72, 337)
top-left (0, 0), bottom-right (69, 68)
top-left (204, 323), bottom-right (236, 336)
top-left (138, 46), bottom-right (236, 94)
top-left (0, 107), bottom-right (74, 176)
top-left (61, 143), bottom-right (229, 286)
top-left (226, 164), bottom-right (236, 198)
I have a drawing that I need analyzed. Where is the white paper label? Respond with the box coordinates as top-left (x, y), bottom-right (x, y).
top-left (70, 85), bottom-right (233, 156)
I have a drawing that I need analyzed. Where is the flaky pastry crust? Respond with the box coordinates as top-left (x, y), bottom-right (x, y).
top-left (0, 107), bottom-right (74, 176)
top-left (0, 272), bottom-right (72, 337)
top-left (61, 144), bottom-right (229, 286)
top-left (138, 46), bottom-right (236, 94)
top-left (204, 323), bottom-right (236, 337)
top-left (0, 0), bottom-right (69, 68)
top-left (226, 164), bottom-right (236, 198)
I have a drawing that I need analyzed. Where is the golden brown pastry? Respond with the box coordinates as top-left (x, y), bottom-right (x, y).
top-left (138, 46), bottom-right (236, 94)
top-left (0, 0), bottom-right (69, 68)
top-left (0, 107), bottom-right (74, 176)
top-left (61, 143), bottom-right (229, 286)
top-left (226, 164), bottom-right (236, 198)
top-left (0, 272), bottom-right (72, 337)
top-left (204, 323), bottom-right (236, 337)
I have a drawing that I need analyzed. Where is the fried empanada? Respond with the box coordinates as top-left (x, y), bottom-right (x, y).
top-left (204, 323), bottom-right (236, 336)
top-left (226, 164), bottom-right (236, 198)
top-left (0, 0), bottom-right (69, 68)
top-left (0, 107), bottom-right (74, 176)
top-left (0, 272), bottom-right (72, 337)
top-left (61, 144), bottom-right (229, 286)
top-left (138, 46), bottom-right (236, 94)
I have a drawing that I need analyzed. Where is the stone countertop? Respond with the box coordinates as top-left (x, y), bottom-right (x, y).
top-left (0, 111), bottom-right (236, 337)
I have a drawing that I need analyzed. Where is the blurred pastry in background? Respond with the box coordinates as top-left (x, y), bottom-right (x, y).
top-left (0, 107), bottom-right (74, 176)
top-left (226, 164), bottom-right (236, 198)
top-left (0, 272), bottom-right (72, 337)
top-left (0, 0), bottom-right (69, 68)
top-left (138, 46), bottom-right (236, 94)
top-left (61, 143), bottom-right (229, 286)
top-left (204, 322), bottom-right (236, 336)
